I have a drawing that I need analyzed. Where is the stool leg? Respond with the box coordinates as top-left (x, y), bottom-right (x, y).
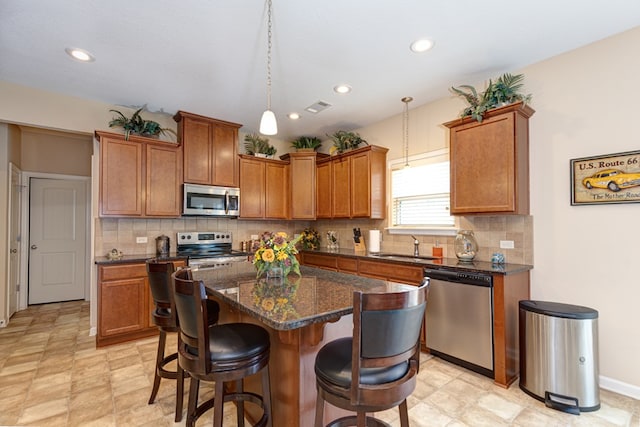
top-left (148, 329), bottom-right (167, 404)
top-left (213, 379), bottom-right (225, 427)
top-left (175, 363), bottom-right (184, 422)
top-left (314, 388), bottom-right (324, 427)
top-left (236, 379), bottom-right (244, 427)
top-left (398, 399), bottom-right (409, 427)
top-left (186, 377), bottom-right (199, 427)
top-left (261, 366), bottom-right (272, 427)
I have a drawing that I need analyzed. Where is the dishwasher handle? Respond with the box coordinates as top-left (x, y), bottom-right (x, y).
top-left (424, 268), bottom-right (492, 287)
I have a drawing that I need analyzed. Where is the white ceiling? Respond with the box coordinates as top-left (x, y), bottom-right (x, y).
top-left (2, 1), bottom-right (639, 141)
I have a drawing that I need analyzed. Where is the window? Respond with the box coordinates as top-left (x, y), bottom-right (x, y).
top-left (389, 149), bottom-right (456, 234)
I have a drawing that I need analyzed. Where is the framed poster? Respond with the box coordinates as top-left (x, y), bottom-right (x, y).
top-left (570, 150), bottom-right (640, 205)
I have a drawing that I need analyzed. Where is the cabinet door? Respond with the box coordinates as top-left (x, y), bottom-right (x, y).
top-left (290, 154), bottom-right (316, 219)
top-left (99, 277), bottom-right (147, 337)
top-left (100, 136), bottom-right (143, 216)
top-left (239, 157), bottom-right (265, 218)
top-left (146, 142), bottom-right (182, 217)
top-left (350, 151), bottom-right (371, 217)
top-left (265, 162), bottom-right (288, 219)
top-left (182, 117), bottom-right (213, 185)
top-left (316, 161), bottom-right (332, 218)
top-left (212, 124), bottom-right (239, 187)
top-left (332, 157), bottom-right (351, 218)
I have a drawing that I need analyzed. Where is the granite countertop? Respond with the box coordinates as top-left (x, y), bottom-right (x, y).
top-left (302, 248), bottom-right (533, 275)
top-left (94, 253), bottom-right (188, 265)
top-left (192, 263), bottom-right (415, 331)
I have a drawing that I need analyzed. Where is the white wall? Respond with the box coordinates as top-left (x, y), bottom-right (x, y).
top-left (1, 26), bottom-right (639, 396)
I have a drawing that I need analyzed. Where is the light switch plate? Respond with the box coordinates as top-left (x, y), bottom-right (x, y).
top-left (136, 237), bottom-right (148, 244)
top-left (500, 240), bottom-right (514, 249)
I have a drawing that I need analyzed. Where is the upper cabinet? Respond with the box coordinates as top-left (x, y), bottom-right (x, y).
top-left (96, 131), bottom-right (182, 218)
top-left (173, 110), bottom-right (241, 188)
top-left (444, 102), bottom-right (535, 215)
top-left (316, 145), bottom-right (388, 219)
top-left (283, 152), bottom-right (321, 220)
top-left (238, 155), bottom-right (288, 219)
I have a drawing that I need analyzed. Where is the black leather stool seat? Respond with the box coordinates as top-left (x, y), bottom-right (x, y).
top-left (315, 337), bottom-right (409, 388)
top-left (186, 323), bottom-right (270, 362)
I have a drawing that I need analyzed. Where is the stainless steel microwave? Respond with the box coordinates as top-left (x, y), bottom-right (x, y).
top-left (183, 184), bottom-right (240, 217)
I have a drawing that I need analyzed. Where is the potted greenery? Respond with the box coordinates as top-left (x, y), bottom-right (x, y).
top-left (291, 136), bottom-right (322, 152)
top-left (328, 130), bottom-right (368, 155)
top-left (450, 73), bottom-right (532, 122)
top-left (244, 133), bottom-right (277, 158)
top-left (108, 108), bottom-right (176, 140)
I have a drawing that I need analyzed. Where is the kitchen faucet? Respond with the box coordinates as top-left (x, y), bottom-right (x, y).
top-left (411, 235), bottom-right (419, 257)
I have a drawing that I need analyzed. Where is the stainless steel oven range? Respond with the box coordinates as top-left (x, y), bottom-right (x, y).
top-left (176, 231), bottom-right (249, 270)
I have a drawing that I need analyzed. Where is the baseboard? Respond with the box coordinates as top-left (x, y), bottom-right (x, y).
top-left (600, 375), bottom-right (640, 400)
top-left (89, 326), bottom-right (97, 337)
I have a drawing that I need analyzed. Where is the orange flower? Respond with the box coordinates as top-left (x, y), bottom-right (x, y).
top-left (261, 248), bottom-right (275, 262)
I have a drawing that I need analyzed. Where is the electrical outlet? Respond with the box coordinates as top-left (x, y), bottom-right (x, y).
top-left (500, 240), bottom-right (515, 249)
top-left (136, 236), bottom-right (148, 244)
top-left (251, 234), bottom-right (259, 240)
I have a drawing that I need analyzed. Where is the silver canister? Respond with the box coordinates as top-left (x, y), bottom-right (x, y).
top-left (156, 235), bottom-right (170, 257)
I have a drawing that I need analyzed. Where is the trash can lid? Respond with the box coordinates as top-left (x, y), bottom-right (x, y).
top-left (519, 300), bottom-right (598, 319)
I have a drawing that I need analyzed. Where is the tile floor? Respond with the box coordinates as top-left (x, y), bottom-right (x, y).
top-left (0, 301), bottom-right (638, 426)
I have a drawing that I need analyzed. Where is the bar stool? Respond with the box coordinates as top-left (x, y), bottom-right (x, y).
top-left (314, 280), bottom-right (429, 427)
top-left (172, 267), bottom-right (272, 427)
top-left (146, 260), bottom-right (219, 422)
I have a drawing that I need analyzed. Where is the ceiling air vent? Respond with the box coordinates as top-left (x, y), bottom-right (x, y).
top-left (305, 100), bottom-right (332, 114)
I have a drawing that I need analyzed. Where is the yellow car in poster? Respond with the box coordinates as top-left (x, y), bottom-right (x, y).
top-left (582, 168), bottom-right (640, 192)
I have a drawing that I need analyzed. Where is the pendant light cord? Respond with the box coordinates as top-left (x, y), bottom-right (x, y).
top-left (402, 96), bottom-right (413, 167)
top-left (266, 0), bottom-right (273, 110)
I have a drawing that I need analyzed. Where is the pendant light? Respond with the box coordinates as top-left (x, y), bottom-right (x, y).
top-left (259, 0), bottom-right (277, 135)
top-left (401, 96), bottom-right (413, 168)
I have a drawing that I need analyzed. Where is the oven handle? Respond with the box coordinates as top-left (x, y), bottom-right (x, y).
top-left (225, 190), bottom-right (230, 215)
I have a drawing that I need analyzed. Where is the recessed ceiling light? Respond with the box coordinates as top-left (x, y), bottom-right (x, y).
top-left (410, 39), bottom-right (434, 53)
top-left (333, 84), bottom-right (352, 94)
top-left (65, 47), bottom-right (95, 62)
top-left (288, 112), bottom-right (300, 120)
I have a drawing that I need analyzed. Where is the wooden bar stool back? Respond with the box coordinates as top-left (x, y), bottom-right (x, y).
top-left (314, 279), bottom-right (429, 427)
top-left (172, 267), bottom-right (273, 427)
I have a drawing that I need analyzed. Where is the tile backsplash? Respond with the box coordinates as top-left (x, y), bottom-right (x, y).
top-left (95, 215), bottom-right (533, 265)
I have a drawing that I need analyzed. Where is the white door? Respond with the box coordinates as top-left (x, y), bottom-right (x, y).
top-left (29, 178), bottom-right (87, 304)
top-left (8, 164), bottom-right (22, 317)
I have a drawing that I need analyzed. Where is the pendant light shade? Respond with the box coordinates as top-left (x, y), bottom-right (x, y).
top-left (260, 0), bottom-right (277, 135)
top-left (260, 109), bottom-right (277, 135)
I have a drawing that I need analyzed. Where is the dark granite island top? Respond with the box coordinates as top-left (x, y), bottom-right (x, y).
top-left (191, 261), bottom-right (418, 426)
top-left (192, 262), bottom-right (416, 331)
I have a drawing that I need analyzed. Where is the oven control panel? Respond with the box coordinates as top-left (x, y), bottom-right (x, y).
top-left (177, 231), bottom-right (233, 245)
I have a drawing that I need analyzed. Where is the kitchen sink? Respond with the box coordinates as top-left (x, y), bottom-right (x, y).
top-left (370, 253), bottom-right (441, 261)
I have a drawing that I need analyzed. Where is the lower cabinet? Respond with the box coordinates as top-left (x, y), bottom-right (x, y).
top-left (97, 260), bottom-right (186, 347)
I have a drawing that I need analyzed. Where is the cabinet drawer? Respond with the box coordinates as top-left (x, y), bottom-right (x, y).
top-left (357, 259), bottom-right (424, 284)
top-left (337, 257), bottom-right (358, 273)
top-left (302, 253), bottom-right (338, 270)
top-left (99, 264), bottom-right (147, 281)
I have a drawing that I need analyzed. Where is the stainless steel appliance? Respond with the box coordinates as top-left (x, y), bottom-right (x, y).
top-left (182, 183), bottom-right (240, 217)
top-left (519, 300), bottom-right (600, 414)
top-left (176, 231), bottom-right (249, 270)
top-left (424, 267), bottom-right (494, 378)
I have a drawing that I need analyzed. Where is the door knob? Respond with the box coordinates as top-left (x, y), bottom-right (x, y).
top-left (31, 244), bottom-right (37, 250)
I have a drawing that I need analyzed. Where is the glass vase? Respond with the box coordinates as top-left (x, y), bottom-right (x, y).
top-left (266, 264), bottom-right (284, 279)
top-left (454, 230), bottom-right (478, 262)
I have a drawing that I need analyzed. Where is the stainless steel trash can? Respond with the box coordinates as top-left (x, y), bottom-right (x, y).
top-left (519, 300), bottom-right (600, 414)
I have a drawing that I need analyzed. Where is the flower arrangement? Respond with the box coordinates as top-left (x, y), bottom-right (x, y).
top-left (252, 231), bottom-right (302, 278)
top-left (300, 227), bottom-right (320, 250)
top-left (251, 276), bottom-right (300, 321)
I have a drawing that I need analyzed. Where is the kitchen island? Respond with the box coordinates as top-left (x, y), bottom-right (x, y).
top-left (192, 262), bottom-right (420, 427)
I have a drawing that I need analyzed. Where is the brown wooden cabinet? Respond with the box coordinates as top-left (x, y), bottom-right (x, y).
top-left (444, 102), bottom-right (534, 215)
top-left (239, 155), bottom-right (288, 219)
top-left (97, 259), bottom-right (186, 347)
top-left (287, 152), bottom-right (318, 219)
top-left (97, 131), bottom-right (182, 218)
top-left (316, 145), bottom-right (388, 219)
top-left (174, 110), bottom-right (241, 187)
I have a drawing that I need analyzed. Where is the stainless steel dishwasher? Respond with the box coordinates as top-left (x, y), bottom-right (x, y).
top-left (424, 268), bottom-right (494, 378)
